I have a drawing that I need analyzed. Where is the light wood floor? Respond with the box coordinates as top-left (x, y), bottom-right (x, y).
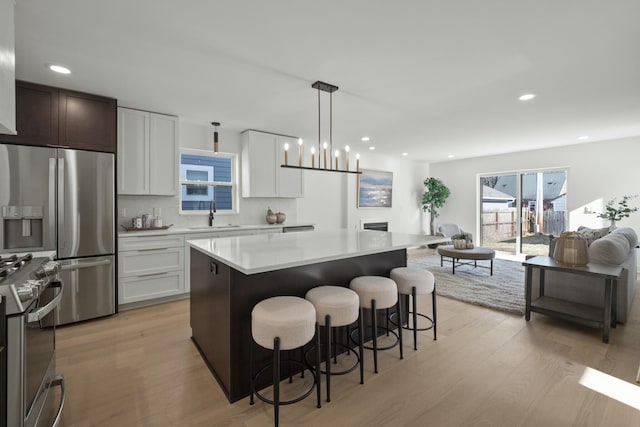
top-left (55, 274), bottom-right (640, 426)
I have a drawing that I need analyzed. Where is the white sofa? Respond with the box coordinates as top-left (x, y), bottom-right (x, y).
top-left (533, 227), bottom-right (637, 323)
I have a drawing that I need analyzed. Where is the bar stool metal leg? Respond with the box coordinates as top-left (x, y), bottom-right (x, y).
top-left (249, 338), bottom-right (255, 405)
top-left (359, 307), bottom-right (365, 384)
top-left (412, 286), bottom-right (418, 350)
top-left (315, 322), bottom-right (322, 409)
top-left (325, 314), bottom-right (331, 403)
top-left (273, 337), bottom-right (280, 427)
top-left (371, 299), bottom-right (378, 373)
top-left (397, 296), bottom-right (403, 360)
top-left (433, 281), bottom-right (437, 340)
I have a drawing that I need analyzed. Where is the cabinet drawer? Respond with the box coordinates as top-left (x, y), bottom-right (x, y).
top-left (119, 247), bottom-right (184, 277)
top-left (119, 271), bottom-right (184, 304)
top-left (118, 234), bottom-right (184, 251)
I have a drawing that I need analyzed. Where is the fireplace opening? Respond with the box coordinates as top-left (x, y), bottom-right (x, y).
top-left (362, 221), bottom-right (389, 232)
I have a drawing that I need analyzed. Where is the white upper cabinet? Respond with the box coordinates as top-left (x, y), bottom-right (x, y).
top-left (241, 130), bottom-right (303, 198)
top-left (117, 107), bottom-right (178, 195)
top-left (0, 0), bottom-right (16, 135)
top-left (118, 108), bottom-right (149, 194)
top-left (149, 113), bottom-right (178, 194)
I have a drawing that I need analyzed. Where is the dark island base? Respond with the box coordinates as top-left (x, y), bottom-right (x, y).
top-left (190, 247), bottom-right (408, 403)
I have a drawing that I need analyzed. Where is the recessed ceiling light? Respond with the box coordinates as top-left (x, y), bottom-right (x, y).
top-left (518, 93), bottom-right (536, 101)
top-left (48, 64), bottom-right (71, 74)
top-left (578, 135), bottom-right (589, 140)
top-left (361, 136), bottom-right (370, 142)
top-left (402, 152), bottom-right (408, 156)
top-left (369, 146), bottom-right (375, 150)
top-left (447, 154), bottom-right (455, 158)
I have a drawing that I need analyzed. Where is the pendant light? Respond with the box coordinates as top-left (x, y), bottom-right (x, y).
top-left (212, 122), bottom-right (220, 153)
top-left (278, 81), bottom-right (361, 174)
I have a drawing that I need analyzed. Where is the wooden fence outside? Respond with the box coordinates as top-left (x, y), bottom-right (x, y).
top-left (482, 209), bottom-right (566, 241)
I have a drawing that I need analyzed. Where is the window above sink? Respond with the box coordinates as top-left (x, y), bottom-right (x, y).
top-left (179, 148), bottom-right (238, 214)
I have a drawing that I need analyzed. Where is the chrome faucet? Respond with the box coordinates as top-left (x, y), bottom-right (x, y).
top-left (209, 200), bottom-right (216, 226)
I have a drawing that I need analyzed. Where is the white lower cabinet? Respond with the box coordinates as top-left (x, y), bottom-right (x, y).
top-left (120, 271), bottom-right (184, 304)
top-left (118, 226), bottom-right (296, 306)
top-left (118, 234), bottom-right (185, 305)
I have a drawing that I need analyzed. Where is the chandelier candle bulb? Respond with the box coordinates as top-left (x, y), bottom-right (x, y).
top-left (323, 141), bottom-right (328, 169)
top-left (345, 145), bottom-right (350, 171)
top-left (334, 149), bottom-right (340, 170)
top-left (298, 138), bottom-right (303, 167)
top-left (310, 147), bottom-right (316, 168)
top-left (284, 143), bottom-right (289, 165)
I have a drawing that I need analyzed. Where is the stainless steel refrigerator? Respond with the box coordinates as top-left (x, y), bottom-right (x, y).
top-left (0, 144), bottom-right (115, 325)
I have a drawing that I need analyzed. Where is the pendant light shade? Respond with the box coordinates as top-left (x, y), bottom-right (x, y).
top-left (212, 122), bottom-right (220, 153)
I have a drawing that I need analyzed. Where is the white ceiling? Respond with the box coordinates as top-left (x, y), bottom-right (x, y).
top-left (14, 0), bottom-right (640, 162)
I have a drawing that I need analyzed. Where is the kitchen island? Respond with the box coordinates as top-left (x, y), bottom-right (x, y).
top-left (188, 229), bottom-right (445, 402)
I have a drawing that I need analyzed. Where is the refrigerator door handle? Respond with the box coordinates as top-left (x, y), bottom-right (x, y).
top-left (48, 157), bottom-right (57, 249)
top-left (60, 259), bottom-right (112, 270)
top-left (57, 158), bottom-right (65, 252)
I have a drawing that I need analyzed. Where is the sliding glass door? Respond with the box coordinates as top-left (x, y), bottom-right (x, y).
top-left (480, 169), bottom-right (567, 256)
top-left (480, 174), bottom-right (518, 254)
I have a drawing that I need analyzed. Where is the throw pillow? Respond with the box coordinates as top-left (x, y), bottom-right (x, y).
top-left (576, 226), bottom-right (610, 246)
top-left (610, 227), bottom-right (638, 248)
top-left (588, 233), bottom-right (630, 265)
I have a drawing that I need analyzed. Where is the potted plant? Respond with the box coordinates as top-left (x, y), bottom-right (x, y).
top-left (421, 177), bottom-right (450, 236)
top-left (598, 195), bottom-right (638, 229)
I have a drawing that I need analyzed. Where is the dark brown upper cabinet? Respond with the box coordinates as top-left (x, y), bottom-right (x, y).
top-left (59, 89), bottom-right (116, 152)
top-left (0, 81), bottom-right (117, 153)
top-left (0, 81), bottom-right (59, 146)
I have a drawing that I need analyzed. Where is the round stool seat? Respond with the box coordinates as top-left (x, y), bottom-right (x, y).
top-left (390, 267), bottom-right (435, 295)
top-left (305, 286), bottom-right (359, 327)
top-left (252, 296), bottom-right (316, 351)
top-left (349, 276), bottom-right (397, 309)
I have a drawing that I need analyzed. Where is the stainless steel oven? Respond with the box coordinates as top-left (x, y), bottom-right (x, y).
top-left (1, 256), bottom-right (65, 427)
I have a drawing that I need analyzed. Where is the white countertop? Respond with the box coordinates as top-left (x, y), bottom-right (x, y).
top-left (119, 222), bottom-right (314, 237)
top-left (188, 229), bottom-right (440, 275)
top-left (14, 251), bottom-right (56, 260)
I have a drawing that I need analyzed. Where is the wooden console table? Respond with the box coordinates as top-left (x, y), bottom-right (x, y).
top-left (522, 256), bottom-right (623, 343)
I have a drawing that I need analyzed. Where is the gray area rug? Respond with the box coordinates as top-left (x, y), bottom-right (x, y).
top-left (407, 255), bottom-right (526, 315)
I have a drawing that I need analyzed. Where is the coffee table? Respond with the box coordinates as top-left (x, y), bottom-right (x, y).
top-left (437, 245), bottom-right (496, 275)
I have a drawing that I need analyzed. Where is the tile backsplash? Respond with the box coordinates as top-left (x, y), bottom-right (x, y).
top-left (118, 195), bottom-right (298, 230)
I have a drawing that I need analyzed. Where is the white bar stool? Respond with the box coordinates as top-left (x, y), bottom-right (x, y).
top-left (349, 276), bottom-right (403, 374)
top-left (390, 267), bottom-right (436, 350)
top-left (250, 296), bottom-right (321, 427)
top-left (305, 285), bottom-right (364, 402)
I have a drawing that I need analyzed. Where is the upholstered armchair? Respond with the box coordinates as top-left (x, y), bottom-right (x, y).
top-left (436, 223), bottom-right (473, 241)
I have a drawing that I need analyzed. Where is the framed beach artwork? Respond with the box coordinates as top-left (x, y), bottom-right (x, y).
top-left (358, 169), bottom-right (393, 208)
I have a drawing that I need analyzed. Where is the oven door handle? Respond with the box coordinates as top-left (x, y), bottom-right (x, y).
top-left (50, 374), bottom-right (66, 427)
top-left (27, 281), bottom-right (63, 323)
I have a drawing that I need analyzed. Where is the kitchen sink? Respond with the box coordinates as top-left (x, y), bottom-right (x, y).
top-left (188, 225), bottom-right (243, 230)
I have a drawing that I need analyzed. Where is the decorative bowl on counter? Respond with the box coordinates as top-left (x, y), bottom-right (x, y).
top-left (276, 212), bottom-right (286, 224)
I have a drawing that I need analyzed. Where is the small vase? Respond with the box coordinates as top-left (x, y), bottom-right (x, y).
top-left (609, 220), bottom-right (616, 231)
top-left (266, 207), bottom-right (277, 224)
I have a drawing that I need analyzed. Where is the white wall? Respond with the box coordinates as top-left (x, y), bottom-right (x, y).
top-left (296, 151), bottom-right (429, 233)
top-left (429, 137), bottom-right (640, 240)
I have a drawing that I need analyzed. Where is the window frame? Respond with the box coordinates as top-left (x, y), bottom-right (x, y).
top-left (178, 148), bottom-right (238, 215)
